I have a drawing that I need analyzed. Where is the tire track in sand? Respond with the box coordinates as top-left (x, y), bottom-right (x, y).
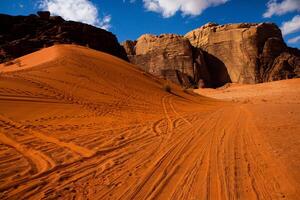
top-left (0, 132), bottom-right (54, 175)
top-left (0, 115), bottom-right (95, 158)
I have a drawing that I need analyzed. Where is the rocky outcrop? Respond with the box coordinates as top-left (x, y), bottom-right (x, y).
top-left (122, 34), bottom-right (210, 87)
top-left (259, 39), bottom-right (300, 81)
top-left (0, 12), bottom-right (127, 63)
top-left (185, 22), bottom-right (300, 86)
top-left (265, 49), bottom-right (300, 81)
top-left (122, 23), bottom-right (299, 88)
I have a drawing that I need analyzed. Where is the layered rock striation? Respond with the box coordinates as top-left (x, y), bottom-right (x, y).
top-left (0, 12), bottom-right (127, 63)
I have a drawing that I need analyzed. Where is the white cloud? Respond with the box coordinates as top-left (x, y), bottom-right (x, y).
top-left (288, 35), bottom-right (300, 44)
top-left (39, 0), bottom-right (111, 30)
top-left (281, 15), bottom-right (300, 35)
top-left (98, 15), bottom-right (111, 30)
top-left (143, 0), bottom-right (229, 18)
top-left (263, 0), bottom-right (300, 18)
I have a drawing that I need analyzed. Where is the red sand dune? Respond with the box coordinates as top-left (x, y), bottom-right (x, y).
top-left (0, 45), bottom-right (299, 199)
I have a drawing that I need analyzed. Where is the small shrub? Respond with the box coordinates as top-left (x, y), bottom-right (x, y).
top-left (163, 84), bottom-right (171, 93)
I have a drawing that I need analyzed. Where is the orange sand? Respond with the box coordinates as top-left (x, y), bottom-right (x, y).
top-left (0, 45), bottom-right (299, 199)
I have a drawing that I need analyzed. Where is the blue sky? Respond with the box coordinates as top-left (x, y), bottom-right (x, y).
top-left (0, 0), bottom-right (300, 48)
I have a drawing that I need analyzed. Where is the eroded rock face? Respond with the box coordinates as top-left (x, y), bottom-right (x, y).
top-left (185, 22), bottom-right (300, 85)
top-left (259, 38), bottom-right (300, 81)
top-left (122, 40), bottom-right (136, 56)
top-left (122, 34), bottom-right (209, 87)
top-left (263, 48), bottom-right (300, 81)
top-left (0, 12), bottom-right (127, 63)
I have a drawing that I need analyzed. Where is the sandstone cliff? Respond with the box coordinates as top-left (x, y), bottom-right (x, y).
top-left (0, 12), bottom-right (127, 63)
top-left (123, 23), bottom-right (299, 87)
top-left (185, 22), bottom-right (300, 85)
top-left (122, 34), bottom-right (210, 87)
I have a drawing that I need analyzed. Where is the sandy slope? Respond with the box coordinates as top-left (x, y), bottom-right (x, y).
top-left (195, 80), bottom-right (300, 104)
top-left (0, 45), bottom-right (299, 199)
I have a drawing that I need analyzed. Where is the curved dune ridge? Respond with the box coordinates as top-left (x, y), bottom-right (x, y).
top-left (0, 44), bottom-right (299, 199)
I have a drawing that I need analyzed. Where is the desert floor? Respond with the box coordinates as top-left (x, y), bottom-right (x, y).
top-left (0, 45), bottom-right (299, 199)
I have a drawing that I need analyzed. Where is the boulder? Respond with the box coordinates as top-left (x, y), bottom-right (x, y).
top-left (185, 22), bottom-right (300, 86)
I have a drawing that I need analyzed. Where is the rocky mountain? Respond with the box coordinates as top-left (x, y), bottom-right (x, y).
top-left (124, 22), bottom-right (300, 87)
top-left (0, 12), bottom-right (127, 63)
